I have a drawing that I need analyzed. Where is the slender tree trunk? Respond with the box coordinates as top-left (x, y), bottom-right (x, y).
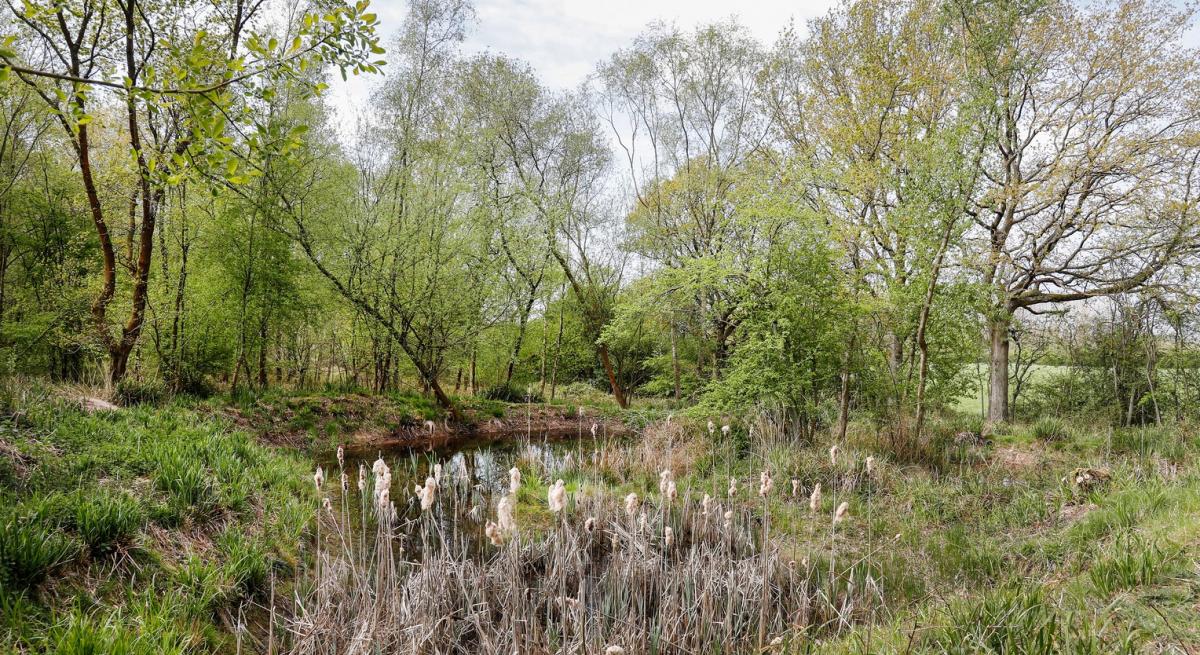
top-left (987, 315), bottom-right (1011, 424)
top-left (835, 332), bottom-right (856, 442)
top-left (599, 344), bottom-right (628, 409)
top-left (670, 321), bottom-right (681, 401)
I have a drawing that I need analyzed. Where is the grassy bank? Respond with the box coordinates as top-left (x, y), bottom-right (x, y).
top-left (0, 382), bottom-right (314, 654)
top-left (294, 411), bottom-right (1200, 653)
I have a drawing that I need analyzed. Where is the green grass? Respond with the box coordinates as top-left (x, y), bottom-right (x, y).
top-left (0, 381), bottom-right (312, 653)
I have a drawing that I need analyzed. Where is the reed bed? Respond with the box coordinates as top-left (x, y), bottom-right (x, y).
top-left (282, 445), bottom-right (883, 654)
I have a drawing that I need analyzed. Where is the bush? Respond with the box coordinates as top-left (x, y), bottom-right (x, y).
top-left (480, 383), bottom-right (543, 404)
top-left (0, 517), bottom-right (78, 589)
top-left (73, 491), bottom-right (144, 555)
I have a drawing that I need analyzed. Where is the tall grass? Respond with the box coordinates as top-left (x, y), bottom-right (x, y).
top-left (284, 450), bottom-right (883, 654)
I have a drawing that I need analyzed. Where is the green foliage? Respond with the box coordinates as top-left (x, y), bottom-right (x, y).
top-left (1031, 417), bottom-right (1069, 443)
top-left (928, 585), bottom-right (1133, 655)
top-left (480, 383), bottom-right (543, 404)
top-left (72, 491), bottom-right (144, 555)
top-left (0, 516), bottom-right (78, 589)
top-left (1088, 533), bottom-right (1182, 596)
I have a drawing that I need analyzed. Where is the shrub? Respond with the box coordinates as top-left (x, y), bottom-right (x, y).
top-left (0, 517), bottom-right (78, 589)
top-left (73, 491), bottom-right (144, 555)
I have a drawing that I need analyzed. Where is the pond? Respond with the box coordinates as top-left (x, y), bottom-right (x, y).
top-left (311, 425), bottom-right (629, 557)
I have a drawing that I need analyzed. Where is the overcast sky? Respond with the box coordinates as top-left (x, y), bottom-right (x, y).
top-left (327, 0), bottom-right (1200, 131)
top-left (327, 0), bottom-right (838, 125)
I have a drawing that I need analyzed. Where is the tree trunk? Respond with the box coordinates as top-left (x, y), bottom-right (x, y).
top-left (670, 321), bottom-right (681, 401)
top-left (598, 344), bottom-right (628, 409)
top-left (987, 316), bottom-right (1010, 423)
top-left (835, 332), bottom-right (856, 442)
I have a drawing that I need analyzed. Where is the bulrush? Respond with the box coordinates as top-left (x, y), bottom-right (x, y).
top-left (664, 526), bottom-right (673, 547)
top-left (340, 472), bottom-right (348, 492)
top-left (727, 477), bottom-right (738, 497)
top-left (591, 422), bottom-right (598, 438)
top-left (605, 646), bottom-right (626, 655)
top-left (424, 419), bottom-right (435, 434)
top-left (759, 470), bottom-right (774, 497)
top-left (548, 479), bottom-right (567, 513)
top-left (721, 424), bottom-right (730, 436)
top-left (313, 466), bottom-right (325, 490)
top-left (322, 497), bottom-right (332, 513)
top-left (485, 520), bottom-right (503, 546)
top-left (357, 464), bottom-right (366, 491)
top-left (791, 478), bottom-right (801, 497)
top-left (834, 501), bottom-right (850, 524)
top-left (829, 444), bottom-right (839, 466)
top-left (809, 483), bottom-right (822, 513)
top-left (659, 469), bottom-right (672, 495)
top-left (702, 493), bottom-right (713, 513)
top-left (866, 455), bottom-right (877, 475)
top-left (497, 495), bottom-right (516, 533)
top-left (433, 463), bottom-right (443, 483)
top-left (417, 476), bottom-right (437, 512)
top-left (666, 480), bottom-right (678, 503)
top-left (377, 487), bottom-right (390, 512)
top-left (372, 455), bottom-right (387, 478)
top-left (624, 492), bottom-right (639, 516)
top-left (508, 467), bottom-right (522, 494)
top-left (707, 420), bottom-right (715, 436)
top-left (584, 517), bottom-right (596, 533)
top-left (723, 510), bottom-right (733, 531)
top-left (336, 445), bottom-right (344, 468)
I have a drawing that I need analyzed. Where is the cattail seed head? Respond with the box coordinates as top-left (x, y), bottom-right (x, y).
top-left (791, 478), bottom-right (800, 497)
top-left (707, 420), bottom-right (715, 436)
top-left (340, 472), bottom-right (348, 492)
top-left (666, 480), bottom-right (677, 502)
top-left (759, 470), bottom-right (774, 497)
top-left (433, 463), bottom-right (442, 482)
top-left (723, 509), bottom-right (733, 530)
top-left (418, 476), bottom-right (437, 512)
top-left (485, 520), bottom-right (503, 546)
top-left (372, 455), bottom-right (387, 478)
top-left (834, 501), bottom-right (850, 524)
top-left (624, 492), bottom-right (639, 516)
top-left (590, 422), bottom-right (598, 438)
top-left (829, 444), bottom-right (839, 466)
top-left (664, 526), bottom-right (673, 547)
top-left (866, 455), bottom-right (876, 475)
top-left (313, 466), bottom-right (324, 490)
top-left (424, 419), bottom-right (435, 434)
top-left (721, 424), bottom-right (730, 436)
top-left (584, 516), bottom-right (596, 533)
top-left (605, 646), bottom-right (626, 655)
top-left (702, 493), bottom-right (712, 513)
top-left (336, 445), bottom-right (344, 468)
top-left (357, 464), bottom-right (366, 491)
top-left (498, 495), bottom-right (516, 533)
top-left (508, 467), bottom-right (522, 494)
top-left (727, 477), bottom-right (738, 497)
top-left (809, 483), bottom-right (822, 513)
top-left (322, 497), bottom-right (332, 513)
top-left (548, 479), bottom-right (567, 513)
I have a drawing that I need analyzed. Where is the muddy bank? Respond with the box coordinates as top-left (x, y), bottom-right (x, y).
top-left (217, 393), bottom-right (627, 452)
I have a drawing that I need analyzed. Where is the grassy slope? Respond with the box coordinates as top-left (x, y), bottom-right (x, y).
top-left (531, 417), bottom-right (1200, 653)
top-left (0, 384), bottom-right (314, 655)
